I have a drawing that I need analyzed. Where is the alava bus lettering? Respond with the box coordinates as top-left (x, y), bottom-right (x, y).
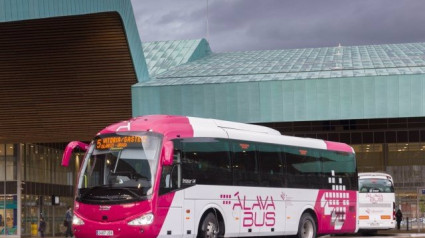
top-left (232, 192), bottom-right (276, 227)
top-left (366, 193), bottom-right (384, 204)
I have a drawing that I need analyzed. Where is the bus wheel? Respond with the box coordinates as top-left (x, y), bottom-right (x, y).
top-left (297, 213), bottom-right (316, 238)
top-left (198, 212), bottom-right (221, 238)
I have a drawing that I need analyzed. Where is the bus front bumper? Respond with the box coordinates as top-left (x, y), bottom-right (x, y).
top-left (73, 220), bottom-right (159, 238)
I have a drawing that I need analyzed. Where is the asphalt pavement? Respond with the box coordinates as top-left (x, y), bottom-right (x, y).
top-left (38, 229), bottom-right (425, 238)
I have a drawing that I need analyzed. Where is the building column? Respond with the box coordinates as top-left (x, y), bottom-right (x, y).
top-left (16, 144), bottom-right (23, 237)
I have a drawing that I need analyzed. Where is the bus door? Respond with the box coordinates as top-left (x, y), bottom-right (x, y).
top-left (158, 149), bottom-right (184, 236)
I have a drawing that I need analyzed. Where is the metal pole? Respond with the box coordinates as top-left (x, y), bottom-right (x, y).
top-left (53, 205), bottom-right (55, 237)
top-left (17, 144), bottom-right (22, 237)
top-left (206, 0), bottom-right (209, 40)
top-left (3, 144), bottom-right (6, 235)
top-left (418, 187), bottom-right (420, 233)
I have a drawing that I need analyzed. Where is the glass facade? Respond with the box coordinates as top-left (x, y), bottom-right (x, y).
top-left (261, 117), bottom-right (425, 222)
top-left (0, 143), bottom-right (79, 237)
top-left (0, 144), bottom-right (17, 236)
top-left (20, 143), bottom-right (78, 237)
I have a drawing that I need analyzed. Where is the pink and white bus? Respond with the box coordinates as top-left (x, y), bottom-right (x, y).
top-left (62, 115), bottom-right (358, 238)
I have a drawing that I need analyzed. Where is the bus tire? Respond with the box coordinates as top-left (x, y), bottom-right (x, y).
top-left (297, 213), bottom-right (316, 238)
top-left (198, 212), bottom-right (223, 238)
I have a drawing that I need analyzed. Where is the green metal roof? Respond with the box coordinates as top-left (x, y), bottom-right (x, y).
top-left (133, 40), bottom-right (425, 123)
top-left (137, 42), bottom-right (425, 86)
top-left (143, 39), bottom-right (211, 77)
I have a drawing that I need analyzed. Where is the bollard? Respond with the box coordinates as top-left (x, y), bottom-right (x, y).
top-left (407, 217), bottom-right (409, 231)
top-left (31, 223), bottom-right (38, 236)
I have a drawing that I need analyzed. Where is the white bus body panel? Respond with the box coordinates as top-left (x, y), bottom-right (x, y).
top-left (159, 185), bottom-right (320, 237)
top-left (158, 191), bottom-right (184, 237)
top-left (358, 193), bottom-right (395, 230)
top-left (225, 129), bottom-right (327, 150)
top-left (188, 116), bottom-right (329, 151)
top-left (188, 117), bottom-right (229, 139)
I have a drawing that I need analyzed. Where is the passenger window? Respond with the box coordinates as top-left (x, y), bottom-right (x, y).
top-left (181, 138), bottom-right (232, 186)
top-left (257, 143), bottom-right (285, 187)
top-left (322, 151), bottom-right (357, 190)
top-left (232, 141), bottom-right (259, 186)
top-left (284, 146), bottom-right (322, 189)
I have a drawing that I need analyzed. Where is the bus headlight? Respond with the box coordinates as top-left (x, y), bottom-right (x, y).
top-left (72, 215), bottom-right (85, 225)
top-left (128, 213), bottom-right (154, 226)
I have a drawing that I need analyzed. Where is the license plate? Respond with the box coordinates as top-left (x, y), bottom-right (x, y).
top-left (96, 230), bottom-right (114, 236)
top-left (370, 222), bottom-right (380, 226)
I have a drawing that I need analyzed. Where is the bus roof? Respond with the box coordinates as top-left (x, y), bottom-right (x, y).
top-left (358, 172), bottom-right (393, 180)
top-left (97, 115), bottom-right (354, 153)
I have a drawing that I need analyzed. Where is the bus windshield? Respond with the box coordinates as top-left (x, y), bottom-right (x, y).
top-left (359, 178), bottom-right (394, 193)
top-left (77, 132), bottom-right (162, 204)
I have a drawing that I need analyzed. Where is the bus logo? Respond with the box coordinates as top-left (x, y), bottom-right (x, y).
top-left (366, 194), bottom-right (383, 204)
top-left (99, 205), bottom-right (111, 211)
top-left (222, 192), bottom-right (276, 227)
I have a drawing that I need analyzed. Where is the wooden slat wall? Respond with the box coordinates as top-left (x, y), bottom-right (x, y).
top-left (0, 12), bottom-right (137, 143)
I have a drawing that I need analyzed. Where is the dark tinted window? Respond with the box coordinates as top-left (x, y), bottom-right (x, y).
top-left (359, 178), bottom-right (394, 193)
top-left (257, 143), bottom-right (285, 187)
top-left (284, 146), bottom-right (323, 188)
top-left (232, 141), bottom-right (259, 186)
top-left (159, 140), bottom-right (183, 195)
top-left (322, 151), bottom-right (357, 190)
top-left (181, 138), bottom-right (232, 186)
top-left (159, 137), bottom-right (357, 193)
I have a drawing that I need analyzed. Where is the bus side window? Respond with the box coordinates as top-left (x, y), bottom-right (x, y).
top-left (257, 143), bottom-right (284, 187)
top-left (322, 151), bottom-right (357, 190)
top-left (181, 138), bottom-right (231, 186)
top-left (284, 147), bottom-right (322, 189)
top-left (232, 141), bottom-right (259, 186)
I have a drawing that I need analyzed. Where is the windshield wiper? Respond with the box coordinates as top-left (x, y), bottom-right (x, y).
top-left (79, 185), bottom-right (112, 200)
top-left (120, 187), bottom-right (143, 199)
top-left (79, 186), bottom-right (145, 201)
top-left (132, 173), bottom-right (150, 181)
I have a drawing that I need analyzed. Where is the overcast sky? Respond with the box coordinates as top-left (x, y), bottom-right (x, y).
top-left (130, 0), bottom-right (425, 53)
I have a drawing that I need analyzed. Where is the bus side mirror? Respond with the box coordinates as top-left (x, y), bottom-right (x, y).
top-left (62, 141), bottom-right (89, 167)
top-left (162, 141), bottom-right (174, 166)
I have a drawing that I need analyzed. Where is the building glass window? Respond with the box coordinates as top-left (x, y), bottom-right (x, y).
top-left (20, 143), bottom-right (78, 236)
top-left (386, 142), bottom-right (425, 220)
top-left (0, 144), bottom-right (18, 236)
top-left (353, 144), bottom-right (384, 172)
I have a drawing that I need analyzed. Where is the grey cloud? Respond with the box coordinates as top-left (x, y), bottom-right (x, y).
top-left (131, 0), bottom-right (425, 52)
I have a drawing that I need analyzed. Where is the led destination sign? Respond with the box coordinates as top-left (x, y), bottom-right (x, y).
top-left (96, 135), bottom-right (146, 150)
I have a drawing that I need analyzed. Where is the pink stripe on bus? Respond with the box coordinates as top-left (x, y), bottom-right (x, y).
top-left (324, 141), bottom-right (353, 153)
top-left (99, 115), bottom-right (194, 141)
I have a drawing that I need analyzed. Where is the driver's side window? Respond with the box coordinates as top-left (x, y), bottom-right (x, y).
top-left (159, 140), bottom-right (181, 195)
